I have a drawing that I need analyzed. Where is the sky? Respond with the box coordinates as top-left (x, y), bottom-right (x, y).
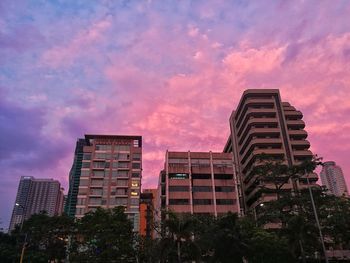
top-left (1, 0), bottom-right (350, 230)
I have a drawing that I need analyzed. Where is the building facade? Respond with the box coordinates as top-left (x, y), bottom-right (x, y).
top-left (157, 151), bottom-right (239, 217)
top-left (139, 189), bottom-right (157, 239)
top-left (9, 176), bottom-right (64, 231)
top-left (320, 161), bottom-right (348, 197)
top-left (224, 89), bottom-right (318, 213)
top-left (65, 138), bottom-right (87, 217)
top-left (74, 134), bottom-right (142, 231)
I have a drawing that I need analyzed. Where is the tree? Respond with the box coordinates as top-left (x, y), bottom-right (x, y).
top-left (16, 212), bottom-right (74, 262)
top-left (157, 211), bottom-right (200, 263)
top-left (0, 232), bottom-right (17, 263)
top-left (71, 206), bottom-right (135, 263)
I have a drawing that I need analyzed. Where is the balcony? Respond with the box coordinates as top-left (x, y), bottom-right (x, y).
top-left (240, 138), bottom-right (283, 161)
top-left (239, 128), bottom-right (281, 146)
top-left (284, 110), bottom-right (303, 118)
top-left (286, 119), bottom-right (305, 128)
top-left (238, 117), bottom-right (279, 138)
top-left (290, 139), bottom-right (310, 147)
top-left (293, 150), bottom-right (313, 157)
top-left (236, 108), bottom-right (277, 131)
top-left (241, 148), bottom-right (285, 169)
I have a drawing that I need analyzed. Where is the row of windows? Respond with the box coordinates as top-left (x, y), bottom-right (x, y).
top-left (78, 197), bottom-right (140, 206)
top-left (95, 144), bottom-right (135, 151)
top-left (168, 199), bottom-right (236, 205)
top-left (168, 186), bottom-right (234, 192)
top-left (83, 153), bottom-right (141, 161)
top-left (81, 170), bottom-right (141, 178)
top-left (82, 161), bottom-right (141, 169)
top-left (168, 173), bottom-right (233, 180)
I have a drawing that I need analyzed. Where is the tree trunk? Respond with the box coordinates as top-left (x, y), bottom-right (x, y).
top-left (177, 241), bottom-right (182, 263)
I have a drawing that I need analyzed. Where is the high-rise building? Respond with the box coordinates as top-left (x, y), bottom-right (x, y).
top-left (157, 151), bottom-right (239, 217)
top-left (320, 161), bottom-right (348, 197)
top-left (74, 134), bottom-right (142, 231)
top-left (224, 89), bottom-right (318, 213)
top-left (9, 176), bottom-right (64, 231)
top-left (65, 138), bottom-right (87, 217)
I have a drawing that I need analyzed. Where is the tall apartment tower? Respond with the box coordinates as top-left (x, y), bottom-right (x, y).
top-left (320, 161), bottom-right (348, 197)
top-left (65, 138), bottom-right (87, 217)
top-left (157, 151), bottom-right (239, 217)
top-left (9, 176), bottom-right (64, 231)
top-left (74, 134), bottom-right (142, 231)
top-left (224, 89), bottom-right (318, 213)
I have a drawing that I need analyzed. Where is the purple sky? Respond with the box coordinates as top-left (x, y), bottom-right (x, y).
top-left (1, 0), bottom-right (350, 230)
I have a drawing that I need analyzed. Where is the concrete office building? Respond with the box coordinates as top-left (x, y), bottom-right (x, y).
top-left (65, 138), bottom-right (87, 217)
top-left (320, 161), bottom-right (348, 197)
top-left (9, 176), bottom-right (64, 231)
top-left (157, 151), bottom-right (239, 217)
top-left (224, 89), bottom-right (318, 213)
top-left (74, 134), bottom-right (142, 231)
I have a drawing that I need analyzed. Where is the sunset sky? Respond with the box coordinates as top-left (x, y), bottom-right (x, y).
top-left (1, 0), bottom-right (350, 229)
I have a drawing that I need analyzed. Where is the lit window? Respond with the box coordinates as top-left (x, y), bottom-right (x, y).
top-left (131, 182), bottom-right (139, 187)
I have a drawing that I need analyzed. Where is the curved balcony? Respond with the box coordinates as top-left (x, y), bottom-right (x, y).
top-left (237, 117), bottom-right (278, 138)
top-left (236, 108), bottom-right (277, 131)
top-left (240, 138), bottom-right (283, 160)
top-left (239, 128), bottom-right (280, 146)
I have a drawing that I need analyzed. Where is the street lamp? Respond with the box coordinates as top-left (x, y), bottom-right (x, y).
top-left (15, 203), bottom-right (27, 263)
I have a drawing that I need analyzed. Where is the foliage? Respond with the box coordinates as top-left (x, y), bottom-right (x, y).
top-left (70, 206), bottom-right (135, 263)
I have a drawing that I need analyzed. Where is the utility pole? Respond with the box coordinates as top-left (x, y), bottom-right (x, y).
top-left (306, 177), bottom-right (328, 263)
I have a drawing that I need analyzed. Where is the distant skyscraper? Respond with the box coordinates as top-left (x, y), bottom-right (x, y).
top-left (74, 134), bottom-right (142, 231)
top-left (224, 89), bottom-right (318, 214)
top-left (65, 138), bottom-right (87, 217)
top-left (9, 176), bottom-right (64, 231)
top-left (320, 161), bottom-right (348, 197)
top-left (157, 151), bottom-right (239, 217)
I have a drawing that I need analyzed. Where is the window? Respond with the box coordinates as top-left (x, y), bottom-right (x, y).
top-left (92, 170), bottom-right (105, 177)
top-left (131, 181), bottom-right (139, 187)
top-left (132, 153), bottom-right (141, 161)
top-left (192, 174), bottom-right (211, 179)
top-left (169, 186), bottom-right (189, 192)
top-left (83, 154), bottom-right (91, 160)
top-left (93, 161), bottom-right (106, 169)
top-left (193, 199), bottom-right (212, 205)
top-left (131, 190), bottom-right (139, 196)
top-left (215, 186), bottom-right (234, 192)
top-left (169, 173), bottom-right (189, 179)
top-left (79, 179), bottom-right (89, 186)
top-left (192, 186), bottom-right (212, 192)
top-left (216, 199), bottom-right (235, 205)
top-left (90, 188), bottom-right (103, 195)
top-left (81, 170), bottom-right (90, 177)
top-left (169, 199), bottom-right (189, 205)
top-left (117, 180), bottom-right (128, 186)
top-left (132, 172), bottom-right (140, 178)
top-left (82, 162), bottom-right (90, 168)
top-left (116, 188), bottom-right (127, 195)
top-left (117, 153), bottom-right (130, 160)
top-left (130, 198), bottom-right (139, 206)
top-left (168, 158), bottom-right (188, 164)
top-left (214, 174), bottom-right (233, 180)
top-left (133, 140), bottom-right (139, 147)
top-left (76, 208), bottom-right (85, 215)
top-left (116, 198), bottom-right (128, 205)
top-left (191, 159), bottom-right (210, 167)
top-left (89, 197), bottom-right (101, 205)
top-left (112, 170), bottom-right (128, 177)
top-left (95, 144), bottom-right (112, 151)
top-left (118, 162), bottom-right (129, 168)
top-left (115, 145), bottom-right (130, 151)
top-left (77, 198), bottom-right (86, 205)
top-left (91, 179), bottom-right (103, 187)
top-left (94, 153), bottom-right (105, 159)
top-left (132, 162), bottom-right (141, 169)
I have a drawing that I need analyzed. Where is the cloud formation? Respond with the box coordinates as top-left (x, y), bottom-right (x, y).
top-left (1, 0), bottom-right (350, 229)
